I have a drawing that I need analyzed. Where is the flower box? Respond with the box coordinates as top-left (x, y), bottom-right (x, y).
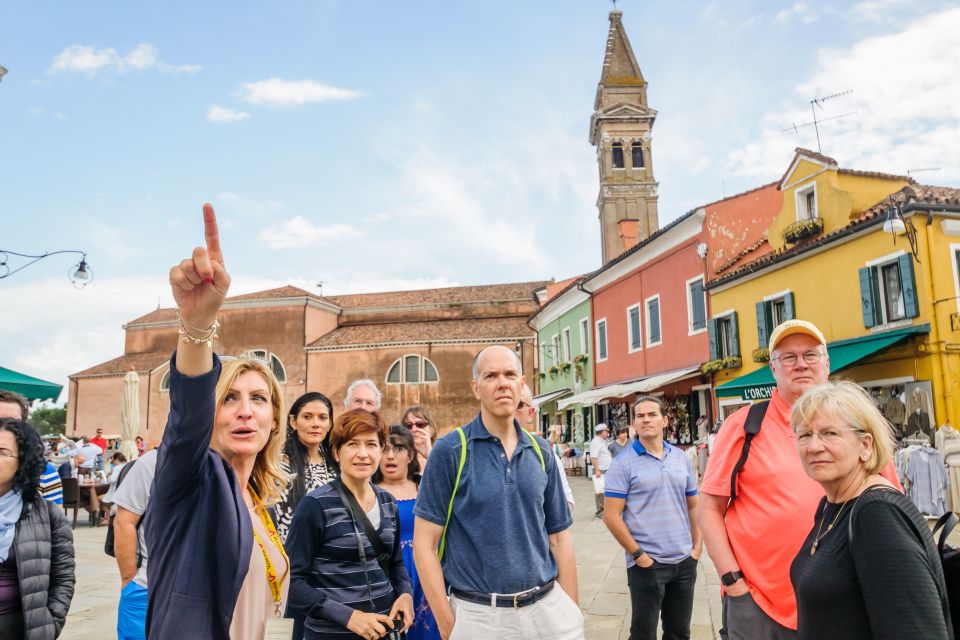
top-left (783, 217), bottom-right (824, 244)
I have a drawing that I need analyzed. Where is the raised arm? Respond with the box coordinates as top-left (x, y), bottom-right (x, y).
top-left (170, 203), bottom-right (230, 377)
top-left (153, 204), bottom-right (231, 503)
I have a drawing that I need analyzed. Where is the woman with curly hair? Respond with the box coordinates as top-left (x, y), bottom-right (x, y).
top-left (145, 204), bottom-right (291, 640)
top-left (276, 392), bottom-right (338, 542)
top-left (0, 418), bottom-right (75, 639)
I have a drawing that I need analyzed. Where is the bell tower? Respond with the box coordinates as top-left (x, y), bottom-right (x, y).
top-left (590, 10), bottom-right (659, 264)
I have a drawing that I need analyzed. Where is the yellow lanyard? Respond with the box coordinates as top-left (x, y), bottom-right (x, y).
top-left (248, 485), bottom-right (290, 617)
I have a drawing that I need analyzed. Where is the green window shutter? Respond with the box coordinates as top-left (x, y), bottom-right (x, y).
top-left (730, 311), bottom-right (741, 357)
top-left (708, 319), bottom-right (718, 360)
top-left (898, 254), bottom-right (920, 318)
top-left (858, 267), bottom-right (878, 328)
top-left (755, 301), bottom-right (769, 350)
top-left (784, 292), bottom-right (796, 321)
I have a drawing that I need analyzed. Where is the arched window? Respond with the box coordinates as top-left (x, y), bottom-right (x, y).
top-left (631, 144), bottom-right (644, 168)
top-left (386, 355), bottom-right (440, 385)
top-left (240, 349), bottom-right (287, 383)
top-left (611, 142), bottom-right (625, 169)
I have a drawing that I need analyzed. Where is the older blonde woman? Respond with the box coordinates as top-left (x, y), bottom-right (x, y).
top-left (789, 381), bottom-right (951, 640)
top-left (145, 204), bottom-right (290, 640)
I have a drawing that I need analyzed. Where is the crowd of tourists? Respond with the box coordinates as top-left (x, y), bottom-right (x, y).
top-left (0, 203), bottom-right (954, 640)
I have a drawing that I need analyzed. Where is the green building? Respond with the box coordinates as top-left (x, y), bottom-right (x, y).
top-left (529, 280), bottom-right (594, 443)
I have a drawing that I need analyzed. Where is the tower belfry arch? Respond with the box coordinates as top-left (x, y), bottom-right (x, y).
top-left (590, 9), bottom-right (659, 264)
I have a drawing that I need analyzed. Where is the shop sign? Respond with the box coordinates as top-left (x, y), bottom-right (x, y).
top-left (741, 385), bottom-right (774, 401)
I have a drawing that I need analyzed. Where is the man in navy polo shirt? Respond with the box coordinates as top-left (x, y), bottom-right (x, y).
top-left (603, 395), bottom-right (702, 640)
top-left (414, 345), bottom-right (582, 640)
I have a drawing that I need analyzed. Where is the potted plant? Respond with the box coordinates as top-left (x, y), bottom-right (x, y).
top-left (701, 359), bottom-right (724, 375)
top-left (572, 354), bottom-right (588, 382)
top-left (783, 217), bottom-right (824, 243)
top-left (559, 361), bottom-right (572, 374)
top-left (548, 365), bottom-right (559, 379)
top-left (752, 348), bottom-right (770, 363)
top-left (721, 356), bottom-right (742, 370)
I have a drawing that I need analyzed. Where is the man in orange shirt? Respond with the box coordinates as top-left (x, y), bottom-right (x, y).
top-left (700, 320), bottom-right (901, 639)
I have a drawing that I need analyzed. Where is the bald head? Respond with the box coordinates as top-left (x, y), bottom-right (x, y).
top-left (520, 384), bottom-right (533, 405)
top-left (472, 345), bottom-right (522, 381)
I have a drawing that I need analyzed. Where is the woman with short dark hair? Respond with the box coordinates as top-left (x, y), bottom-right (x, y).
top-left (375, 426), bottom-right (439, 640)
top-left (287, 410), bottom-right (413, 639)
top-left (0, 418), bottom-right (75, 639)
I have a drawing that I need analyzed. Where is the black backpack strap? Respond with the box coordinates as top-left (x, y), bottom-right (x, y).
top-left (333, 479), bottom-right (392, 579)
top-left (729, 401), bottom-right (769, 501)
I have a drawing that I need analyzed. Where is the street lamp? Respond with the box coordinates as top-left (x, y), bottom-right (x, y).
top-left (0, 250), bottom-right (94, 288)
top-left (882, 202), bottom-right (920, 263)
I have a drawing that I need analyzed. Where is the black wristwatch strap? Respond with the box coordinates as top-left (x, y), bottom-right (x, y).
top-left (721, 570), bottom-right (744, 586)
top-left (631, 548), bottom-right (645, 561)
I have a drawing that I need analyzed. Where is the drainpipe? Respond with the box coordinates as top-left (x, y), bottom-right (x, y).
top-left (908, 206), bottom-right (954, 425)
top-left (575, 279), bottom-right (596, 431)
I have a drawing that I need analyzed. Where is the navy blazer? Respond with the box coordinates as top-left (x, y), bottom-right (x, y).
top-left (144, 353), bottom-right (252, 639)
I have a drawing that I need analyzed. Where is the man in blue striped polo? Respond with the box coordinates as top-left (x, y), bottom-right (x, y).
top-left (603, 395), bottom-right (702, 640)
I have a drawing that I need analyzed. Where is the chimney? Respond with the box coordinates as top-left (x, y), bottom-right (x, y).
top-left (618, 219), bottom-right (639, 253)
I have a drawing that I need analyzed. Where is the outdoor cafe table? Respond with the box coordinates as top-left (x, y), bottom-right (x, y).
top-left (77, 480), bottom-right (110, 525)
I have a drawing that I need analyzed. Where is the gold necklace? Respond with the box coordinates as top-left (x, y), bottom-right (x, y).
top-left (810, 489), bottom-right (865, 555)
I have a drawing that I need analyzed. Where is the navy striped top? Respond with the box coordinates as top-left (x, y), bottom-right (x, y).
top-left (286, 482), bottom-right (412, 639)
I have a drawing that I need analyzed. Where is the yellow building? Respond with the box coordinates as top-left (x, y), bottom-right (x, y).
top-left (705, 148), bottom-right (960, 437)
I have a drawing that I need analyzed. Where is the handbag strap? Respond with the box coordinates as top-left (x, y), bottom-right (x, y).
top-left (932, 511), bottom-right (959, 555)
top-left (333, 479), bottom-right (392, 580)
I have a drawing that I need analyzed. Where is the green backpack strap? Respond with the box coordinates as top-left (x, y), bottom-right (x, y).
top-left (439, 427), bottom-right (468, 561)
top-left (437, 427), bottom-right (546, 562)
top-left (525, 430), bottom-right (546, 471)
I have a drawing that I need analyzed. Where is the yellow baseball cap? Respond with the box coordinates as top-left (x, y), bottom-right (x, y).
top-left (768, 319), bottom-right (826, 351)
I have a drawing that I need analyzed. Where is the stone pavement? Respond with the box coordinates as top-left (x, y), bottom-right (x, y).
top-left (60, 473), bottom-right (723, 639)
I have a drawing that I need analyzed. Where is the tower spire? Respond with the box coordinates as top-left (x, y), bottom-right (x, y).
top-left (590, 10), bottom-right (659, 264)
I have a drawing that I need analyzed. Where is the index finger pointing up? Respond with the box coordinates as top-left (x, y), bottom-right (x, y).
top-left (203, 203), bottom-right (224, 267)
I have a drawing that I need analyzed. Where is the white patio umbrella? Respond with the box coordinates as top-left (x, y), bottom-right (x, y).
top-left (120, 370), bottom-right (140, 460)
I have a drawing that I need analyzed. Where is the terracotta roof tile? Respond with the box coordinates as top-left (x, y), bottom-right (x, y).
top-left (308, 317), bottom-right (534, 349)
top-left (126, 285), bottom-right (331, 326)
top-left (71, 352), bottom-right (170, 378)
top-left (708, 184), bottom-right (960, 287)
top-left (327, 281), bottom-right (549, 309)
top-left (839, 168), bottom-right (915, 183)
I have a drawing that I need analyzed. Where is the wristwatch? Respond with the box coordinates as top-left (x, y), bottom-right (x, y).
top-left (720, 570), bottom-right (744, 587)
top-left (631, 548), bottom-right (645, 561)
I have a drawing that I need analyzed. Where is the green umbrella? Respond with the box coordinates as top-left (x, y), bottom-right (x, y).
top-left (0, 367), bottom-right (63, 402)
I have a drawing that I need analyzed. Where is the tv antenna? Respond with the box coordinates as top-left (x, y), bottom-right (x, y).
top-left (907, 167), bottom-right (941, 176)
top-left (316, 278), bottom-right (326, 296)
top-left (781, 90), bottom-right (857, 153)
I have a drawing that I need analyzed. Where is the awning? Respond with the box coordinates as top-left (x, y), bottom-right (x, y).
top-left (556, 366), bottom-right (700, 410)
top-left (715, 324), bottom-right (930, 401)
top-left (532, 388), bottom-right (572, 408)
top-left (0, 367), bottom-right (63, 402)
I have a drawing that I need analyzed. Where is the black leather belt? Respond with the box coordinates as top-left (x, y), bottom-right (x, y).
top-left (451, 580), bottom-right (555, 608)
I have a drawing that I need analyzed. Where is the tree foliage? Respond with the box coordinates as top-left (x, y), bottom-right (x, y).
top-left (30, 406), bottom-right (67, 436)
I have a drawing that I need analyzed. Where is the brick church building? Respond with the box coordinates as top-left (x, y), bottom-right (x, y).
top-left (68, 282), bottom-right (547, 441)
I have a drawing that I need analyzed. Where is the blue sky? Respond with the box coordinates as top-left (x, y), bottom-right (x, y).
top-left (2, 0), bottom-right (958, 399)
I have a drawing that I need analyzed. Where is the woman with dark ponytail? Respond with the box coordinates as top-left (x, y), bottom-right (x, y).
top-left (276, 392), bottom-right (337, 542)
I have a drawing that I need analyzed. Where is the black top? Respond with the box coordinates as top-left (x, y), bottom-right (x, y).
top-left (790, 487), bottom-right (951, 640)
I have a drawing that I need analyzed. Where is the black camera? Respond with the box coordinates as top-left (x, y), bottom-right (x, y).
top-left (384, 614), bottom-right (406, 640)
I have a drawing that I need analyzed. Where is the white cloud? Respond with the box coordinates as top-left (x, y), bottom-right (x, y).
top-left (206, 105), bottom-right (250, 123)
top-left (48, 43), bottom-right (201, 76)
top-left (726, 7), bottom-right (960, 185)
top-left (846, 0), bottom-right (914, 23)
top-left (217, 192), bottom-right (283, 216)
top-left (258, 217), bottom-right (363, 249)
top-left (238, 78), bottom-right (362, 106)
top-left (774, 2), bottom-right (820, 25)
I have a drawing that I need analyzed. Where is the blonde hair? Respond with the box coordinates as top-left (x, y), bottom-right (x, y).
top-left (214, 359), bottom-right (288, 506)
top-left (791, 381), bottom-right (895, 475)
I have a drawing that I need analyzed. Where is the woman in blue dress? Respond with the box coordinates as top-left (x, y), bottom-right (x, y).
top-left (375, 425), bottom-right (440, 640)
